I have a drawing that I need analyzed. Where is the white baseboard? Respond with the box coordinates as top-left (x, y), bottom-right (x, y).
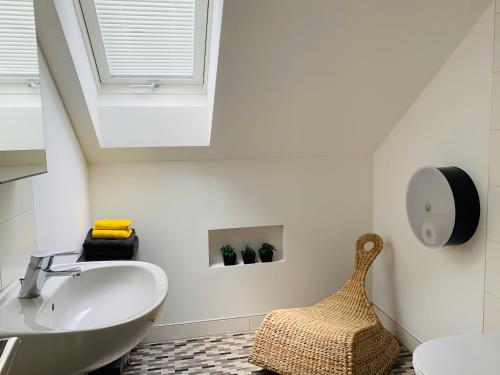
top-left (373, 304), bottom-right (422, 352)
top-left (146, 307), bottom-right (422, 352)
top-left (144, 314), bottom-right (266, 343)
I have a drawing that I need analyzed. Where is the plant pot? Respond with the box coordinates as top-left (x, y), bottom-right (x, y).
top-left (242, 252), bottom-right (256, 264)
top-left (259, 250), bottom-right (274, 263)
top-left (223, 253), bottom-right (237, 266)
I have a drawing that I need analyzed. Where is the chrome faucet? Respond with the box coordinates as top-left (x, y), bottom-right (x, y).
top-left (18, 250), bottom-right (82, 299)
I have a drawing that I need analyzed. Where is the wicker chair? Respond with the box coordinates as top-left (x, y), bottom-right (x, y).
top-left (249, 233), bottom-right (399, 375)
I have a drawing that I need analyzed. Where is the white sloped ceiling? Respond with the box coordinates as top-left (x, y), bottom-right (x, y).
top-left (37, 0), bottom-right (493, 162)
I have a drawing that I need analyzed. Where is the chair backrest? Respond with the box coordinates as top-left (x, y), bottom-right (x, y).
top-left (351, 233), bottom-right (384, 284)
top-left (316, 233), bottom-right (384, 317)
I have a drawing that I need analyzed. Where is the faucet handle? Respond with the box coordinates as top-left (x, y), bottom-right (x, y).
top-left (31, 250), bottom-right (80, 259)
top-left (30, 250), bottom-right (81, 270)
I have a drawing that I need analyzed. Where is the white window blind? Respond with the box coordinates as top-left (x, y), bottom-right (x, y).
top-left (0, 0), bottom-right (39, 82)
top-left (79, 0), bottom-right (209, 86)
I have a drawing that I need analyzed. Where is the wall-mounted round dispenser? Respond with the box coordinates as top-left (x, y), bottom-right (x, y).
top-left (406, 166), bottom-right (480, 248)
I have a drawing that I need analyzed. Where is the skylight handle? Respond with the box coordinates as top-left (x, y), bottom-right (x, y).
top-left (129, 81), bottom-right (160, 89)
top-left (27, 80), bottom-right (40, 88)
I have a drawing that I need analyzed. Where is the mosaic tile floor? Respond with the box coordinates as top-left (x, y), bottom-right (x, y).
top-left (123, 331), bottom-right (415, 375)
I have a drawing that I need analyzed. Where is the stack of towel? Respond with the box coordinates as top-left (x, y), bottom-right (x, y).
top-left (92, 219), bottom-right (132, 239)
top-left (83, 219), bottom-right (138, 260)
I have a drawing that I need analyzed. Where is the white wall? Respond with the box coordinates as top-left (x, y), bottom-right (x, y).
top-left (484, 1), bottom-right (500, 333)
top-left (98, 95), bottom-right (211, 148)
top-left (32, 54), bottom-right (91, 256)
top-left (90, 156), bottom-right (372, 325)
top-left (0, 95), bottom-right (43, 151)
top-left (0, 179), bottom-right (37, 289)
top-left (372, 5), bottom-right (493, 343)
top-left (0, 54), bottom-right (90, 290)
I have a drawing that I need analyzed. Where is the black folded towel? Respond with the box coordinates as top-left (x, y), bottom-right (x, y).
top-left (82, 228), bottom-right (139, 260)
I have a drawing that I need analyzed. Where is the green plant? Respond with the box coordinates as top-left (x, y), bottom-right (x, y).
top-left (241, 245), bottom-right (256, 257)
top-left (220, 244), bottom-right (235, 257)
top-left (259, 242), bottom-right (276, 255)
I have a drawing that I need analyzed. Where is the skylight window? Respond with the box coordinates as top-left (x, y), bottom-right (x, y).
top-left (79, 0), bottom-right (209, 87)
top-left (0, 0), bottom-right (39, 83)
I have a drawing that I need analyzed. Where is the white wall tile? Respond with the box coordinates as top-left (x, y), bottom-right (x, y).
top-left (249, 315), bottom-right (266, 331)
top-left (492, 74), bottom-right (500, 129)
top-left (0, 179), bottom-right (33, 225)
top-left (486, 241), bottom-right (500, 297)
top-left (488, 187), bottom-right (500, 243)
top-left (144, 323), bottom-right (199, 343)
top-left (490, 131), bottom-right (500, 185)
top-left (145, 315), bottom-right (266, 342)
top-left (495, 14), bottom-right (500, 72)
top-left (374, 305), bottom-right (421, 352)
top-left (198, 317), bottom-right (249, 337)
top-left (0, 211), bottom-right (37, 288)
top-left (484, 293), bottom-right (500, 333)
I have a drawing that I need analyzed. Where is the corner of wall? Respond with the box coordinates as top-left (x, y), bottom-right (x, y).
top-left (372, 4), bottom-right (494, 344)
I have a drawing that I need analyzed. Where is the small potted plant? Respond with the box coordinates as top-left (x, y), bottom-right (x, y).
top-left (241, 245), bottom-right (256, 264)
top-left (259, 242), bottom-right (276, 263)
top-left (220, 244), bottom-right (237, 266)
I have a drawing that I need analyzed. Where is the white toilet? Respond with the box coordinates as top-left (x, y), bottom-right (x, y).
top-left (413, 334), bottom-right (500, 374)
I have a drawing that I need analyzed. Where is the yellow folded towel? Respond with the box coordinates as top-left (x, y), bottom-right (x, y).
top-left (92, 229), bottom-right (132, 239)
top-left (93, 219), bottom-right (132, 230)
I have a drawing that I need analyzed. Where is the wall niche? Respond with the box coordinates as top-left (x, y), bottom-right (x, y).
top-left (208, 225), bottom-right (284, 268)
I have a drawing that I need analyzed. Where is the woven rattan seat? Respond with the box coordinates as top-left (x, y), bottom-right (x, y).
top-left (249, 233), bottom-right (399, 375)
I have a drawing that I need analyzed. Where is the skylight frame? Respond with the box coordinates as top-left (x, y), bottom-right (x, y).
top-left (78, 0), bottom-right (209, 87)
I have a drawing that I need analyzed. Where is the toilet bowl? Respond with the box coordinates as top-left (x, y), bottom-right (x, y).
top-left (413, 334), bottom-right (500, 375)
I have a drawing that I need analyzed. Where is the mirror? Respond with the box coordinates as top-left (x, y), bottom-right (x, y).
top-left (0, 0), bottom-right (46, 184)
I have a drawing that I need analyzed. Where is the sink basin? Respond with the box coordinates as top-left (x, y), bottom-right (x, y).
top-left (0, 261), bottom-right (168, 375)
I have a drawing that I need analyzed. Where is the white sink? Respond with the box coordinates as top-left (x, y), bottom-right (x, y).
top-left (0, 261), bottom-right (168, 375)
